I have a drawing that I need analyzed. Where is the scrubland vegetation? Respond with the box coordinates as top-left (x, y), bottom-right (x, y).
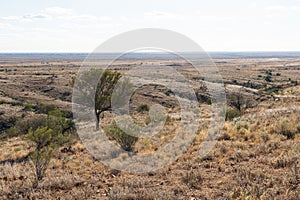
top-left (0, 54), bottom-right (299, 199)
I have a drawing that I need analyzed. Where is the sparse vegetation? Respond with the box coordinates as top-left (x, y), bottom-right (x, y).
top-left (74, 69), bottom-right (121, 130)
top-left (274, 119), bottom-right (297, 139)
top-left (0, 53), bottom-right (299, 199)
top-left (4, 108), bottom-right (75, 140)
top-left (229, 89), bottom-right (245, 112)
top-left (182, 169), bottom-right (203, 189)
top-left (27, 127), bottom-right (54, 188)
top-left (225, 108), bottom-right (241, 121)
top-left (105, 122), bottom-right (138, 151)
top-left (136, 104), bottom-right (149, 113)
top-left (265, 75), bottom-right (272, 82)
top-left (35, 103), bottom-right (57, 114)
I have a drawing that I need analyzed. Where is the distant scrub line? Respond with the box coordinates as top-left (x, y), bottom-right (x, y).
top-left (1, 103), bottom-right (75, 140)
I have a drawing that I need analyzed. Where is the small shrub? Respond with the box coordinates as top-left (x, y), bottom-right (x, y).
top-left (105, 122), bottom-right (138, 151)
top-left (27, 127), bottom-right (54, 188)
top-left (11, 101), bottom-right (23, 106)
top-left (225, 108), bottom-right (241, 121)
top-left (136, 104), bottom-right (149, 113)
top-left (0, 100), bottom-right (7, 104)
top-left (145, 115), bottom-right (151, 125)
top-left (14, 147), bottom-right (21, 152)
top-left (35, 103), bottom-right (57, 114)
top-left (4, 115), bottom-right (48, 138)
top-left (265, 70), bottom-right (272, 76)
top-left (0, 116), bottom-right (17, 136)
top-left (204, 97), bottom-right (212, 105)
top-left (166, 115), bottom-right (172, 123)
top-left (275, 119), bottom-right (297, 139)
top-left (4, 108), bottom-right (75, 139)
top-left (265, 75), bottom-right (272, 82)
top-left (218, 132), bottom-right (231, 141)
top-left (229, 91), bottom-right (245, 111)
top-left (236, 121), bottom-right (249, 131)
top-left (23, 104), bottom-right (34, 112)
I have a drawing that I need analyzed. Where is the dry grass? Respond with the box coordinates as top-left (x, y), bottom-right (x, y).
top-left (0, 56), bottom-right (300, 199)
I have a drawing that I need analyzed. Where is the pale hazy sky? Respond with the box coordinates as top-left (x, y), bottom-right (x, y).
top-left (0, 0), bottom-right (300, 52)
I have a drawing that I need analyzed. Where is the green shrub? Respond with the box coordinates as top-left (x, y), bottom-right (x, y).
top-left (225, 108), bottom-right (241, 121)
top-left (23, 104), bottom-right (34, 112)
top-left (205, 98), bottom-right (212, 105)
top-left (265, 70), bottom-right (272, 76)
top-left (136, 104), bottom-right (149, 113)
top-left (35, 103), bottom-right (57, 114)
top-left (4, 116), bottom-right (47, 139)
top-left (11, 101), bottom-right (23, 106)
top-left (0, 100), bottom-right (7, 105)
top-left (14, 147), bottom-right (21, 152)
top-left (4, 109), bottom-right (75, 141)
top-left (105, 122), bottom-right (138, 151)
top-left (229, 91), bottom-right (245, 112)
top-left (76, 69), bottom-right (122, 130)
top-left (0, 116), bottom-right (17, 136)
top-left (166, 115), bottom-right (172, 123)
top-left (265, 75), bottom-right (272, 82)
top-left (275, 119), bottom-right (297, 139)
top-left (27, 127), bottom-right (54, 188)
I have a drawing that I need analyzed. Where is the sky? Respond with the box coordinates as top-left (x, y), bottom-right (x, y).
top-left (0, 0), bottom-right (300, 52)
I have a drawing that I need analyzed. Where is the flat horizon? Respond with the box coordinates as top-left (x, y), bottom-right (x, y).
top-left (1, 51), bottom-right (300, 54)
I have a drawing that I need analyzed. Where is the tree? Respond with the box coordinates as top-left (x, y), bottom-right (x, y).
top-left (230, 89), bottom-right (244, 112)
top-left (95, 70), bottom-right (121, 130)
top-left (74, 69), bottom-right (121, 130)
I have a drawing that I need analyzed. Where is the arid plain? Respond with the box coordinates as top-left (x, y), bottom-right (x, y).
top-left (0, 52), bottom-right (299, 199)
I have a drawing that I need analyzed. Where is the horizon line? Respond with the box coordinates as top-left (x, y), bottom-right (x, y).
top-left (1, 50), bottom-right (300, 54)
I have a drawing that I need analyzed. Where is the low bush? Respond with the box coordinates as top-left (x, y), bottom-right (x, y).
top-left (4, 109), bottom-right (75, 141)
top-left (275, 119), bottom-right (297, 139)
top-left (265, 75), bottom-right (272, 82)
top-left (0, 116), bottom-right (17, 135)
top-left (105, 122), bottom-right (138, 151)
top-left (23, 104), bottom-right (34, 112)
top-left (136, 104), bottom-right (149, 113)
top-left (34, 103), bottom-right (57, 114)
top-left (225, 108), bottom-right (241, 121)
top-left (9, 115), bottom-right (48, 136)
top-left (27, 127), bottom-right (55, 188)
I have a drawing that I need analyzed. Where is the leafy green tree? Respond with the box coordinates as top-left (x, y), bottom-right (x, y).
top-left (74, 69), bottom-right (121, 130)
top-left (95, 70), bottom-right (121, 130)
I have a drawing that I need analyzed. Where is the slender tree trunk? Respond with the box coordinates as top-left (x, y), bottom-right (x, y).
top-left (95, 112), bottom-right (100, 131)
